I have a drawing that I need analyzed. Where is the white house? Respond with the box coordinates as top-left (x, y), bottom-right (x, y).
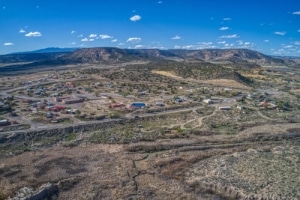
top-left (203, 99), bottom-right (212, 104)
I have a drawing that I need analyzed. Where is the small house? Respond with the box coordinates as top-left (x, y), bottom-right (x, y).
top-left (62, 98), bottom-right (84, 104)
top-left (0, 102), bottom-right (5, 109)
top-left (109, 103), bottom-right (125, 108)
top-left (203, 99), bottom-right (212, 104)
top-left (237, 105), bottom-right (245, 110)
top-left (130, 102), bottom-right (146, 109)
top-left (174, 96), bottom-right (183, 102)
top-left (0, 119), bottom-right (9, 126)
top-left (218, 106), bottom-right (232, 111)
top-left (155, 102), bottom-right (165, 106)
top-left (46, 112), bottom-right (53, 118)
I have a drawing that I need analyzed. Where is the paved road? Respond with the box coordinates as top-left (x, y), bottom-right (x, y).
top-left (0, 80), bottom-right (59, 99)
top-left (0, 104), bottom-right (208, 135)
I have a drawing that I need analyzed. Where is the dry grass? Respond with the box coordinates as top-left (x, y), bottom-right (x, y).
top-left (151, 70), bottom-right (181, 79)
top-left (198, 79), bottom-right (250, 89)
top-left (185, 145), bottom-right (300, 199)
top-left (1, 121), bottom-right (299, 199)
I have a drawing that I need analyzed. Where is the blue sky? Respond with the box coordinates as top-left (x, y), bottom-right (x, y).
top-left (1, 0), bottom-right (300, 56)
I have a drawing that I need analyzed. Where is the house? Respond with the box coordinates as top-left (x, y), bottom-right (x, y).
top-left (0, 119), bottom-right (9, 126)
top-left (107, 83), bottom-right (114, 88)
top-left (50, 105), bottom-right (66, 112)
top-left (37, 102), bottom-right (46, 109)
top-left (203, 99), bottom-right (212, 104)
top-left (155, 102), bottom-right (165, 106)
top-left (65, 82), bottom-right (75, 88)
top-left (218, 106), bottom-right (232, 111)
top-left (259, 101), bottom-right (277, 109)
top-left (62, 98), bottom-right (84, 104)
top-left (130, 102), bottom-right (146, 109)
top-left (66, 109), bottom-right (77, 114)
top-left (138, 90), bottom-right (149, 96)
top-left (174, 96), bottom-right (183, 102)
top-left (0, 102), bottom-right (4, 109)
top-left (46, 112), bottom-right (53, 118)
top-left (109, 103), bottom-right (125, 108)
top-left (237, 105), bottom-right (245, 110)
top-left (138, 91), bottom-right (146, 96)
top-left (53, 97), bottom-right (62, 102)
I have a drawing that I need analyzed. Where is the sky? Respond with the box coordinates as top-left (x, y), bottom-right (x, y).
top-left (1, 0), bottom-right (300, 56)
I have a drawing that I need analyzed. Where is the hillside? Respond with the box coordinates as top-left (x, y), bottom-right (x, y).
top-left (62, 47), bottom-right (178, 64)
top-left (169, 49), bottom-right (288, 65)
top-left (0, 48), bottom-right (294, 73)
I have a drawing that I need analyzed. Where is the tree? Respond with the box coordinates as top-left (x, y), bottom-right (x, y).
top-left (75, 110), bottom-right (81, 117)
top-left (109, 111), bottom-right (120, 118)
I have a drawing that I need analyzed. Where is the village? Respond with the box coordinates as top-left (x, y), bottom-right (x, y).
top-left (0, 66), bottom-right (297, 132)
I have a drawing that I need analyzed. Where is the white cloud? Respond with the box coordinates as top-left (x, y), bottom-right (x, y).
top-left (111, 39), bottom-right (118, 42)
top-left (264, 40), bottom-right (270, 42)
top-left (294, 41), bottom-right (300, 45)
top-left (71, 30), bottom-right (75, 34)
top-left (220, 34), bottom-right (238, 39)
top-left (283, 45), bottom-right (293, 48)
top-left (25, 31), bottom-right (42, 37)
top-left (171, 35), bottom-right (181, 40)
top-left (99, 34), bottom-right (113, 39)
top-left (19, 28), bottom-right (25, 33)
top-left (89, 38), bottom-right (95, 42)
top-left (135, 45), bottom-right (144, 49)
top-left (127, 37), bottom-right (141, 43)
top-left (223, 18), bottom-right (232, 21)
top-left (118, 43), bottom-right (125, 46)
top-left (182, 45), bottom-right (195, 49)
top-left (218, 41), bottom-right (226, 44)
top-left (235, 40), bottom-right (255, 48)
top-left (130, 15), bottom-right (142, 22)
top-left (69, 42), bottom-right (76, 45)
top-left (78, 34), bottom-right (83, 38)
top-left (223, 43), bottom-right (234, 48)
top-left (197, 42), bottom-right (216, 49)
top-left (272, 49), bottom-right (286, 55)
top-left (274, 31), bottom-right (286, 36)
top-left (292, 11), bottom-right (300, 15)
top-left (4, 42), bottom-right (14, 46)
top-left (89, 34), bottom-right (97, 38)
top-left (81, 38), bottom-right (89, 42)
top-left (237, 40), bottom-right (243, 45)
top-left (219, 27), bottom-right (229, 31)
top-left (174, 43), bottom-right (217, 50)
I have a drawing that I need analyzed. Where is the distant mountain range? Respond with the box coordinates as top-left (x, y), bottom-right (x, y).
top-left (0, 47), bottom-right (296, 73)
top-left (10, 47), bottom-right (79, 54)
